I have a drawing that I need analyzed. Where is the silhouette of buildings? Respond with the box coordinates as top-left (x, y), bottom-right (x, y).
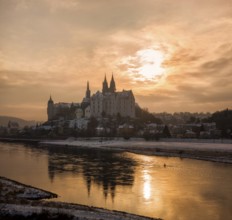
top-left (91, 74), bottom-right (135, 118)
top-left (47, 75), bottom-right (135, 121)
top-left (47, 81), bottom-right (91, 121)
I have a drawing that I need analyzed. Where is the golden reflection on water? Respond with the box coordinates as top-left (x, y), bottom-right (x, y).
top-left (143, 170), bottom-right (151, 200)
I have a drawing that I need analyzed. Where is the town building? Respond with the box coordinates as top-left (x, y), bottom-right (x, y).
top-left (91, 75), bottom-right (135, 118)
top-left (47, 75), bottom-right (135, 121)
top-left (47, 81), bottom-right (91, 121)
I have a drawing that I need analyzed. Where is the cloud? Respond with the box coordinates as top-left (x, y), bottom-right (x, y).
top-left (163, 49), bottom-right (202, 69)
top-left (201, 58), bottom-right (232, 72)
top-left (0, 0), bottom-right (232, 119)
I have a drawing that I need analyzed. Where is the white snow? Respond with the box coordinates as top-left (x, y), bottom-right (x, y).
top-left (41, 138), bottom-right (232, 152)
top-left (0, 203), bottom-right (158, 220)
top-left (0, 177), bottom-right (56, 200)
top-left (41, 138), bottom-right (232, 163)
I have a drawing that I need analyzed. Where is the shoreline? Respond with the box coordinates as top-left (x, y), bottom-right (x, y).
top-left (0, 176), bottom-right (160, 220)
top-left (1, 136), bottom-right (232, 144)
top-left (40, 138), bottom-right (232, 164)
top-left (1, 137), bottom-right (232, 163)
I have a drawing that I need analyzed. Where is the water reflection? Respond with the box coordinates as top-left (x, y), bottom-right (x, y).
top-left (47, 146), bottom-right (136, 200)
top-left (143, 170), bottom-right (151, 200)
top-left (0, 142), bottom-right (232, 220)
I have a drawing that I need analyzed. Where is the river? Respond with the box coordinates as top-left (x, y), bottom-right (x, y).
top-left (0, 142), bottom-right (231, 220)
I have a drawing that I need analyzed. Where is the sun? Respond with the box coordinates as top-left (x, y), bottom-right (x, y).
top-left (136, 49), bottom-right (165, 80)
top-left (121, 48), bottom-right (165, 82)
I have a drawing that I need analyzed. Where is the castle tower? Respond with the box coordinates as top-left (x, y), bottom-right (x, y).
top-left (47, 95), bottom-right (54, 121)
top-left (102, 74), bottom-right (109, 94)
top-left (81, 81), bottom-right (91, 111)
top-left (109, 73), bottom-right (116, 93)
top-left (86, 81), bottom-right (91, 99)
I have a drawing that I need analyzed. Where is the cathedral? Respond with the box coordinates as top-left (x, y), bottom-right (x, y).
top-left (47, 75), bottom-right (135, 121)
top-left (91, 75), bottom-right (135, 118)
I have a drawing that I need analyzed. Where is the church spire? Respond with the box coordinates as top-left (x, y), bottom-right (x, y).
top-left (48, 95), bottom-right (53, 103)
top-left (109, 73), bottom-right (116, 93)
top-left (102, 74), bottom-right (109, 94)
top-left (47, 95), bottom-right (54, 121)
top-left (86, 81), bottom-right (91, 98)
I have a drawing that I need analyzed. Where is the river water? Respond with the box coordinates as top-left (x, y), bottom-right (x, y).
top-left (0, 142), bottom-right (231, 220)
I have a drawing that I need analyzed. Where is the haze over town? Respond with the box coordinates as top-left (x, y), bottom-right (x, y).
top-left (0, 0), bottom-right (232, 120)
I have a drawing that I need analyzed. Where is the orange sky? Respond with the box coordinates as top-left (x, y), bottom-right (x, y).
top-left (0, 0), bottom-right (232, 120)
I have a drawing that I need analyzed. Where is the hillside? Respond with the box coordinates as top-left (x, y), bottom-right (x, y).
top-left (0, 116), bottom-right (40, 128)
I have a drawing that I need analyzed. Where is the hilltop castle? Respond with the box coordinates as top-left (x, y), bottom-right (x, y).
top-left (47, 75), bottom-right (135, 121)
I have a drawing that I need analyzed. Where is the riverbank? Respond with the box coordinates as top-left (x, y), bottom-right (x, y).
top-left (1, 137), bottom-right (232, 163)
top-left (0, 137), bottom-right (40, 144)
top-left (0, 176), bottom-right (160, 220)
top-left (41, 138), bottom-right (232, 164)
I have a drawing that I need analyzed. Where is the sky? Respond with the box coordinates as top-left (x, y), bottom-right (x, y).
top-left (0, 0), bottom-right (232, 121)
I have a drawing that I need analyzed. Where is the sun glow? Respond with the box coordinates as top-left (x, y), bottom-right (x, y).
top-left (137, 49), bottom-right (164, 79)
top-left (122, 48), bottom-right (165, 82)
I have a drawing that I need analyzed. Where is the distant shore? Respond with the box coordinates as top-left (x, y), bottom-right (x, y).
top-left (0, 176), bottom-right (160, 220)
top-left (0, 137), bottom-right (40, 144)
top-left (1, 137), bottom-right (232, 163)
top-left (40, 138), bottom-right (232, 164)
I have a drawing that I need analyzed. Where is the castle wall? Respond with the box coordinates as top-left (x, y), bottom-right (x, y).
top-left (90, 90), bottom-right (135, 118)
top-left (47, 76), bottom-right (136, 120)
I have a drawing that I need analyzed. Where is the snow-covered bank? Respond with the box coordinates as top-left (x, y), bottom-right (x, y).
top-left (41, 138), bottom-right (232, 163)
top-left (0, 176), bottom-right (160, 220)
top-left (0, 176), bottom-right (57, 201)
top-left (0, 203), bottom-right (159, 220)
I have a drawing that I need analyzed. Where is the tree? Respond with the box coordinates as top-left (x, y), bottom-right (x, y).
top-left (135, 106), bottom-right (162, 124)
top-left (87, 117), bottom-right (98, 137)
top-left (204, 109), bottom-right (232, 138)
top-left (101, 111), bottom-right (106, 118)
top-left (162, 125), bottom-right (171, 138)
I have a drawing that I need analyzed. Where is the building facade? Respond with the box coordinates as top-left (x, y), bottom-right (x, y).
top-left (47, 82), bottom-right (91, 121)
top-left (47, 75), bottom-right (135, 120)
top-left (91, 75), bottom-right (135, 118)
